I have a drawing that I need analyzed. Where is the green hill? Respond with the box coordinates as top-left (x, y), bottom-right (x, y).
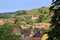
top-left (0, 6), bottom-right (54, 24)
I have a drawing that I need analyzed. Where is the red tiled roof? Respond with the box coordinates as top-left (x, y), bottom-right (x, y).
top-left (13, 28), bottom-right (19, 33)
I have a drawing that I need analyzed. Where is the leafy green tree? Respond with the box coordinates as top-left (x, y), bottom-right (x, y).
top-left (28, 26), bottom-right (33, 30)
top-left (25, 17), bottom-right (33, 24)
top-left (16, 10), bottom-right (26, 15)
top-left (38, 9), bottom-right (43, 13)
top-left (14, 18), bottom-right (22, 30)
top-left (38, 14), bottom-right (45, 22)
top-left (0, 23), bottom-right (21, 40)
top-left (0, 23), bottom-right (13, 40)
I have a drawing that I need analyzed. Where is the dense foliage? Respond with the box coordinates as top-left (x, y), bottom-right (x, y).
top-left (47, 0), bottom-right (60, 40)
top-left (0, 23), bottom-right (21, 40)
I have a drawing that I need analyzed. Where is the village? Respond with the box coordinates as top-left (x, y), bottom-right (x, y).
top-left (0, 15), bottom-right (51, 40)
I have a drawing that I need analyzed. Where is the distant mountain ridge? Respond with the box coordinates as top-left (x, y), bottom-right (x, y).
top-left (0, 6), bottom-right (50, 14)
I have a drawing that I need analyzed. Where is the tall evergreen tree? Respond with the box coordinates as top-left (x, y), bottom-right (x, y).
top-left (47, 0), bottom-right (60, 40)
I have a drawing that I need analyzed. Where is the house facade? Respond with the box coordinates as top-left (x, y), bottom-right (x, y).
top-left (21, 30), bottom-right (44, 40)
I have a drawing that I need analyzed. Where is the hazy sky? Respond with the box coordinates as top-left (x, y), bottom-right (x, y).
top-left (0, 0), bottom-right (52, 13)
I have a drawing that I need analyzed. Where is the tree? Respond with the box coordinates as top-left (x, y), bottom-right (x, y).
top-left (38, 13), bottom-right (46, 22)
top-left (47, 0), bottom-right (60, 40)
top-left (0, 23), bottom-right (21, 40)
top-left (0, 23), bottom-right (13, 40)
top-left (16, 10), bottom-right (26, 15)
top-left (25, 17), bottom-right (33, 24)
top-left (28, 26), bottom-right (33, 30)
top-left (14, 18), bottom-right (22, 30)
top-left (49, 0), bottom-right (60, 10)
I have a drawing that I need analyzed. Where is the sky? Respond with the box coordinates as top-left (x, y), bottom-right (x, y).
top-left (0, 0), bottom-right (52, 13)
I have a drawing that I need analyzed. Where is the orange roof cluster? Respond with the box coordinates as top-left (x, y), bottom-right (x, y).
top-left (21, 24), bottom-right (30, 29)
top-left (0, 20), bottom-right (5, 25)
top-left (20, 23), bottom-right (51, 29)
